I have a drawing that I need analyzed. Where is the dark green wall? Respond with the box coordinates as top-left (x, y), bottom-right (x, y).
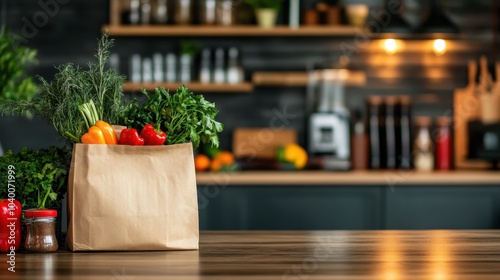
top-left (1, 0), bottom-right (498, 152)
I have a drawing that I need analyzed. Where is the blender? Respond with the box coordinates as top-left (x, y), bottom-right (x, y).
top-left (306, 68), bottom-right (351, 170)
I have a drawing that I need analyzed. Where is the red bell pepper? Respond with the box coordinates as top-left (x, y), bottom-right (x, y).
top-left (119, 128), bottom-right (145, 146)
top-left (0, 199), bottom-right (22, 252)
top-left (140, 124), bottom-right (167, 145)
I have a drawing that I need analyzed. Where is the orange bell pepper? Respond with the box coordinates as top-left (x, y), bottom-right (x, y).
top-left (81, 126), bottom-right (106, 144)
top-left (95, 121), bottom-right (118, 144)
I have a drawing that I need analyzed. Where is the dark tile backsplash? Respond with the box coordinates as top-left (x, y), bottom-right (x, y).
top-left (0, 0), bottom-right (496, 152)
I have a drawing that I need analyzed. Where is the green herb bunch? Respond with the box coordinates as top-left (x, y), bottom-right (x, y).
top-left (0, 146), bottom-right (71, 209)
top-left (0, 28), bottom-right (38, 105)
top-left (245, 0), bottom-right (283, 10)
top-left (122, 85), bottom-right (223, 149)
top-left (0, 33), bottom-right (125, 144)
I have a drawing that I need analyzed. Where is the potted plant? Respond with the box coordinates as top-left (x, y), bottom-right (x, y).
top-left (0, 27), bottom-right (38, 156)
top-left (245, 0), bottom-right (283, 28)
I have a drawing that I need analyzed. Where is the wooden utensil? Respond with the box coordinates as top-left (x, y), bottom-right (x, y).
top-left (233, 128), bottom-right (297, 160)
top-left (479, 56), bottom-right (500, 124)
top-left (454, 60), bottom-right (480, 169)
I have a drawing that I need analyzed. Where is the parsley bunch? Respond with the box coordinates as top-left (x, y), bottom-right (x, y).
top-left (122, 85), bottom-right (223, 149)
top-left (0, 146), bottom-right (71, 209)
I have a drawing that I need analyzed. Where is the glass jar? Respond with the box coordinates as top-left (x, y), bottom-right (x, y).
top-left (200, 0), bottom-right (217, 25)
top-left (413, 117), bottom-right (434, 171)
top-left (174, 0), bottom-right (193, 24)
top-left (216, 0), bottom-right (236, 26)
top-left (24, 209), bottom-right (58, 253)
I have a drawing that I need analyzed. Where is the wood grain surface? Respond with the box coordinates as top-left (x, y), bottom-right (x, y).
top-left (196, 170), bottom-right (500, 185)
top-left (4, 230), bottom-right (500, 279)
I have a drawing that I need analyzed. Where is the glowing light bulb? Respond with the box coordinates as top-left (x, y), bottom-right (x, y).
top-left (433, 39), bottom-right (446, 55)
top-left (384, 39), bottom-right (397, 55)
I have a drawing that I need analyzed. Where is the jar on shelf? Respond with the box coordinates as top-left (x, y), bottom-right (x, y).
top-left (199, 0), bottom-right (217, 25)
top-left (174, 0), bottom-right (193, 25)
top-left (413, 117), bottom-right (434, 171)
top-left (216, 0), bottom-right (236, 26)
top-left (435, 116), bottom-right (452, 170)
top-left (24, 209), bottom-right (59, 253)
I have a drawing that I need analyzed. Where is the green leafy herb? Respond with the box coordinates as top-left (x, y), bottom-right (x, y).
top-left (0, 27), bottom-right (38, 106)
top-left (0, 146), bottom-right (71, 209)
top-left (0, 33), bottom-right (125, 144)
top-left (122, 85), bottom-right (223, 149)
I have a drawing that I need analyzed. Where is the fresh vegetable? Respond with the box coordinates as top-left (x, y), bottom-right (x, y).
top-left (0, 33), bottom-right (126, 144)
top-left (96, 121), bottom-right (118, 144)
top-left (122, 85), bottom-right (223, 149)
top-left (141, 124), bottom-right (167, 145)
top-left (276, 144), bottom-right (308, 170)
top-left (119, 128), bottom-right (145, 146)
top-left (210, 151), bottom-right (237, 172)
top-left (0, 199), bottom-right (21, 252)
top-left (81, 126), bottom-right (106, 144)
top-left (0, 146), bottom-right (70, 209)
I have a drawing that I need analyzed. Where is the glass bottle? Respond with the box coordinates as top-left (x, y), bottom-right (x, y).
top-left (414, 117), bottom-right (434, 171)
top-left (141, 0), bottom-right (152, 24)
top-left (385, 96), bottom-right (397, 169)
top-left (24, 209), bottom-right (59, 253)
top-left (435, 117), bottom-right (452, 170)
top-left (398, 96), bottom-right (412, 169)
top-left (367, 96), bottom-right (383, 169)
top-left (200, 0), bottom-right (217, 25)
top-left (130, 0), bottom-right (141, 24)
top-left (156, 0), bottom-right (169, 24)
top-left (199, 48), bottom-right (212, 83)
top-left (213, 48), bottom-right (226, 83)
top-left (227, 47), bottom-right (243, 84)
top-left (351, 109), bottom-right (368, 170)
top-left (216, 0), bottom-right (235, 26)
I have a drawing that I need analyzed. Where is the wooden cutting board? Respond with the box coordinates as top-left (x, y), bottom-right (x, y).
top-left (453, 59), bottom-right (490, 169)
top-left (233, 128), bottom-right (297, 159)
top-left (454, 60), bottom-right (477, 169)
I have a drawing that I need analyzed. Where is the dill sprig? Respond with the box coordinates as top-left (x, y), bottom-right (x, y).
top-left (0, 33), bottom-right (125, 144)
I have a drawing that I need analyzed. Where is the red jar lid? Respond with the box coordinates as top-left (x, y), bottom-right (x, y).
top-left (24, 209), bottom-right (58, 218)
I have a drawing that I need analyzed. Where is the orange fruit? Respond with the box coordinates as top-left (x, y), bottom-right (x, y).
top-left (210, 158), bottom-right (222, 172)
top-left (216, 151), bottom-right (235, 165)
top-left (194, 154), bottom-right (211, 171)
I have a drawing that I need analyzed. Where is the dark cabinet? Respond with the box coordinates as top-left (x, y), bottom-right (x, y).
top-left (198, 184), bottom-right (500, 230)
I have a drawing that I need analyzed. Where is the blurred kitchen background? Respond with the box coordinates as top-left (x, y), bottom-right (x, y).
top-left (2, 0), bottom-right (500, 230)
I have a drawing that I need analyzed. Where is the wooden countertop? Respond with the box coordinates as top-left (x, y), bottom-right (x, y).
top-left (196, 170), bottom-right (500, 185)
top-left (9, 230), bottom-right (500, 279)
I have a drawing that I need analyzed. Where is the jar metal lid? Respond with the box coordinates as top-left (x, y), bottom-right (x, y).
top-left (24, 209), bottom-right (58, 218)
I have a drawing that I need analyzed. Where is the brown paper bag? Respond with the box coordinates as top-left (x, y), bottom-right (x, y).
top-left (67, 143), bottom-right (199, 251)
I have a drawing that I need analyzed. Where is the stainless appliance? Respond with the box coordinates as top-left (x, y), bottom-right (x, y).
top-left (306, 68), bottom-right (350, 170)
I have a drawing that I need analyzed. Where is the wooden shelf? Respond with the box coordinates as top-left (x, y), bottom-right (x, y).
top-left (103, 25), bottom-right (360, 37)
top-left (196, 171), bottom-right (500, 186)
top-left (252, 70), bottom-right (366, 87)
top-left (123, 82), bottom-right (254, 93)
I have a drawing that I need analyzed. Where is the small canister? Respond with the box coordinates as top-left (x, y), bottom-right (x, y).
top-left (24, 209), bottom-right (58, 253)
